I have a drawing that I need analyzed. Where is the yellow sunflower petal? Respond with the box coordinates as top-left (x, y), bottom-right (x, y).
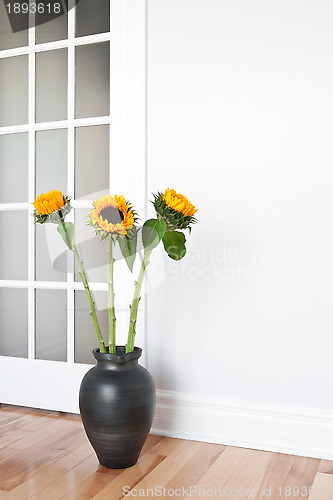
top-left (33, 189), bottom-right (66, 216)
top-left (163, 188), bottom-right (197, 217)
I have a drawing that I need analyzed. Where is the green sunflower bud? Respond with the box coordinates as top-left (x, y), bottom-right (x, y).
top-left (152, 189), bottom-right (197, 231)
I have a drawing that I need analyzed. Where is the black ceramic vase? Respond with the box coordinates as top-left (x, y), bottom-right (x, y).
top-left (79, 346), bottom-right (156, 469)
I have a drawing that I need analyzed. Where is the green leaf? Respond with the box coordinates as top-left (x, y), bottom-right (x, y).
top-left (162, 231), bottom-right (187, 261)
top-left (142, 219), bottom-right (166, 251)
top-left (57, 222), bottom-right (75, 250)
top-left (118, 232), bottom-right (138, 272)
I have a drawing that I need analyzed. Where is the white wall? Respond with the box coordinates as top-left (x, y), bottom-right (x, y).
top-left (147, 0), bottom-right (333, 456)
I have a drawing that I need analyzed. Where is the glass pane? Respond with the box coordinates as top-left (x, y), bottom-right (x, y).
top-left (0, 133), bottom-right (28, 203)
top-left (36, 48), bottom-right (68, 122)
top-left (0, 288), bottom-right (28, 358)
top-left (74, 209), bottom-right (107, 283)
top-left (36, 1), bottom-right (68, 44)
top-left (0, 55), bottom-right (28, 126)
top-left (36, 129), bottom-right (67, 196)
top-left (35, 223), bottom-right (68, 281)
top-left (0, 212), bottom-right (27, 280)
top-left (0, 0), bottom-right (28, 50)
top-left (75, 125), bottom-right (109, 199)
top-left (75, 290), bottom-right (107, 364)
top-left (75, 42), bottom-right (110, 119)
top-left (75, 0), bottom-right (110, 38)
top-left (36, 289), bottom-right (67, 361)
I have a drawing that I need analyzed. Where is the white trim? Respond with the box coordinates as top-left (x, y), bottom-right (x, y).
top-left (127, 0), bottom-right (147, 365)
top-left (109, 0), bottom-right (130, 194)
top-left (127, 0), bottom-right (148, 366)
top-left (127, 0), bottom-right (147, 216)
top-left (109, 0), bottom-right (148, 362)
top-left (152, 390), bottom-right (333, 461)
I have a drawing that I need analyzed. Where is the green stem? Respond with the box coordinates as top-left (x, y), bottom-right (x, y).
top-left (126, 249), bottom-right (152, 353)
top-left (107, 238), bottom-right (116, 354)
top-left (73, 245), bottom-right (106, 353)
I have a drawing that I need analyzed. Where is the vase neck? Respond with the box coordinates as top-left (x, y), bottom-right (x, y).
top-left (95, 358), bottom-right (139, 371)
top-left (92, 346), bottom-right (142, 371)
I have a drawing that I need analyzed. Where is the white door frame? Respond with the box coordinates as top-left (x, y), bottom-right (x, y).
top-left (0, 0), bottom-right (147, 413)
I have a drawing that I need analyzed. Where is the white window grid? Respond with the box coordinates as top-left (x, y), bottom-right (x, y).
top-left (0, 0), bottom-right (116, 363)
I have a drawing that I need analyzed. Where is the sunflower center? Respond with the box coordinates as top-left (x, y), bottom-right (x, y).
top-left (100, 206), bottom-right (124, 225)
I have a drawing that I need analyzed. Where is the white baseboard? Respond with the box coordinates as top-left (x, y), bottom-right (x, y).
top-left (152, 390), bottom-right (333, 461)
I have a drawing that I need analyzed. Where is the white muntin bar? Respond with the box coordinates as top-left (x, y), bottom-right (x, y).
top-left (0, 280), bottom-right (108, 291)
top-left (0, 203), bottom-right (29, 211)
top-left (0, 116), bottom-right (111, 136)
top-left (0, 32), bottom-right (111, 59)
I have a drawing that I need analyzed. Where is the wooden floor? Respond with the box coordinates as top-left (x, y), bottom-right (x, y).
top-left (0, 405), bottom-right (332, 499)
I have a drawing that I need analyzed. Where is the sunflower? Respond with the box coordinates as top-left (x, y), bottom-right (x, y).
top-left (90, 194), bottom-right (137, 239)
top-left (33, 189), bottom-right (71, 224)
top-left (152, 188), bottom-right (197, 230)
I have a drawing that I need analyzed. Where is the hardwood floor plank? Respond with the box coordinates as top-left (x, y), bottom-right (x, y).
top-left (221, 449), bottom-right (272, 500)
top-left (149, 436), bottom-right (189, 456)
top-left (58, 467), bottom-right (123, 500)
top-left (8, 418), bottom-right (77, 450)
top-left (91, 453), bottom-right (165, 500)
top-left (29, 453), bottom-right (100, 500)
top-left (60, 436), bottom-right (164, 499)
top-left (0, 405), bottom-right (40, 415)
top-left (189, 446), bottom-right (248, 499)
top-left (0, 412), bottom-right (26, 427)
top-left (51, 427), bottom-right (87, 452)
top-left (249, 467), bottom-right (267, 500)
top-left (140, 435), bottom-right (163, 455)
top-left (163, 442), bottom-right (225, 495)
top-left (121, 440), bottom-right (204, 498)
top-left (253, 452), bottom-right (295, 499)
top-left (279, 455), bottom-right (320, 500)
top-left (308, 473), bottom-right (333, 499)
top-left (2, 409), bottom-right (55, 429)
top-left (0, 429), bottom-right (33, 449)
top-left (5, 442), bottom-right (94, 499)
top-left (0, 445), bottom-right (25, 465)
top-left (318, 460), bottom-right (333, 475)
top-left (35, 426), bottom-right (83, 454)
top-left (18, 414), bottom-right (62, 432)
top-left (0, 413), bottom-right (42, 432)
top-left (0, 447), bottom-right (66, 492)
top-left (0, 414), bottom-right (49, 437)
top-left (0, 426), bottom-right (80, 476)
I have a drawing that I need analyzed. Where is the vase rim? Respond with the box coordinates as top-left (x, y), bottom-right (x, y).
top-left (92, 345), bottom-right (142, 363)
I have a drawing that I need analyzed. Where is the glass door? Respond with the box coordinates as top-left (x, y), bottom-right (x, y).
top-left (0, 0), bottom-right (147, 412)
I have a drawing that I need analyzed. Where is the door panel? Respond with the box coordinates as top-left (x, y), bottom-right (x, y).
top-left (0, 0), bottom-right (147, 412)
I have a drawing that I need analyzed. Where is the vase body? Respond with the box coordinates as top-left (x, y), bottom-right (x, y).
top-left (79, 346), bottom-right (156, 469)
